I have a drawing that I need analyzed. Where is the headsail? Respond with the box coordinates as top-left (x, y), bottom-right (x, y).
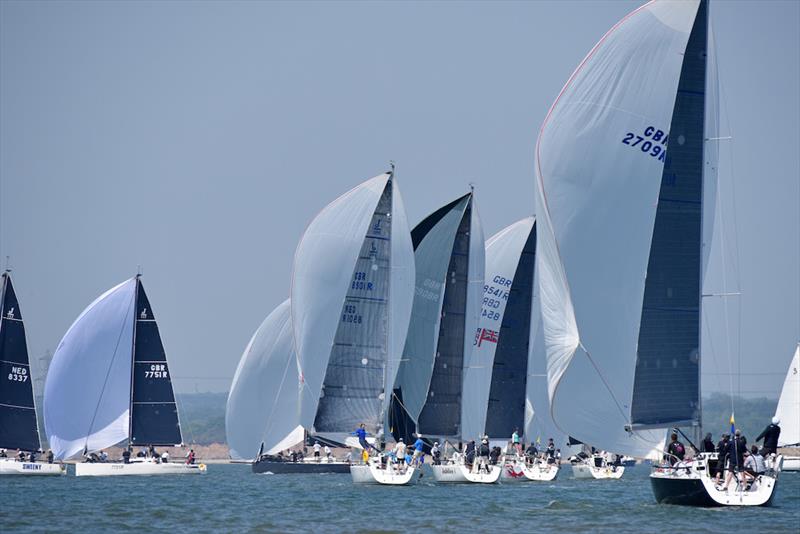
top-left (0, 273), bottom-right (41, 452)
top-left (775, 344), bottom-right (799, 447)
top-left (225, 299), bottom-right (303, 460)
top-left (129, 278), bottom-right (182, 446)
top-left (464, 218), bottom-right (536, 441)
top-left (535, 0), bottom-right (707, 458)
top-left (292, 173), bottom-right (414, 439)
top-left (45, 279), bottom-right (136, 460)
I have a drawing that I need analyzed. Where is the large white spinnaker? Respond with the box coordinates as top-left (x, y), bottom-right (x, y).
top-left (291, 173), bottom-right (414, 439)
top-left (226, 299), bottom-right (303, 460)
top-left (44, 279), bottom-right (136, 460)
top-left (535, 0), bottom-right (704, 458)
top-left (775, 344), bottom-right (799, 447)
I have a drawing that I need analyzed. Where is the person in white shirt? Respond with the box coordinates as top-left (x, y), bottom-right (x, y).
top-left (161, 451), bottom-right (170, 464)
top-left (324, 445), bottom-right (332, 460)
top-left (743, 446), bottom-right (766, 483)
top-left (394, 439), bottom-right (406, 462)
top-left (313, 441), bottom-right (322, 462)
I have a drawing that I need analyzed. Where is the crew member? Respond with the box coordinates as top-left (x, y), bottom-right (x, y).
top-left (755, 417), bottom-right (781, 456)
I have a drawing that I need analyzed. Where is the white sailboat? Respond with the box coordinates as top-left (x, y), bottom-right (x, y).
top-left (0, 271), bottom-right (65, 476)
top-left (535, 0), bottom-right (781, 502)
top-left (225, 299), bottom-right (330, 474)
top-left (390, 192), bottom-right (494, 484)
top-left (288, 169), bottom-right (416, 485)
top-left (464, 217), bottom-right (558, 482)
top-left (44, 276), bottom-right (206, 476)
top-left (775, 344), bottom-right (799, 471)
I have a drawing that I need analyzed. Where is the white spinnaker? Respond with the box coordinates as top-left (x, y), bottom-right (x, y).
top-left (775, 344), bottom-right (799, 447)
top-left (226, 300), bottom-right (302, 460)
top-left (291, 173), bottom-right (394, 430)
top-left (536, 0), bottom-right (701, 458)
top-left (459, 198), bottom-right (486, 440)
top-left (44, 279), bottom-right (136, 460)
top-left (385, 179), bottom-right (415, 423)
top-left (463, 218), bottom-right (532, 440)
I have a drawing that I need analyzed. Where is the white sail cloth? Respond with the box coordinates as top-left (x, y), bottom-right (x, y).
top-left (226, 299), bottom-right (303, 460)
top-left (535, 0), bottom-right (702, 458)
top-left (462, 218), bottom-right (532, 440)
top-left (44, 279), bottom-right (136, 460)
top-left (291, 174), bottom-right (414, 432)
top-left (775, 344), bottom-right (799, 447)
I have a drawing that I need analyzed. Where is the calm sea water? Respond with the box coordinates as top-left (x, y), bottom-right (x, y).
top-left (2, 463), bottom-right (798, 532)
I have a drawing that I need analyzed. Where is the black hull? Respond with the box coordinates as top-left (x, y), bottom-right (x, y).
top-left (651, 476), bottom-right (718, 507)
top-left (251, 460), bottom-right (350, 474)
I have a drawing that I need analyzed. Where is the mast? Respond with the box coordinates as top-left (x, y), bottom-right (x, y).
top-left (127, 275), bottom-right (140, 444)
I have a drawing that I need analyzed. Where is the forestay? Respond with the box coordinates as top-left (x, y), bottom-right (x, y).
top-left (535, 0), bottom-right (704, 458)
top-left (226, 299), bottom-right (303, 460)
top-left (45, 279), bottom-right (136, 460)
top-left (0, 273), bottom-right (40, 452)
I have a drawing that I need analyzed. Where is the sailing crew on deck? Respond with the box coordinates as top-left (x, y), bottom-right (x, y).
top-left (546, 439), bottom-right (556, 464)
top-left (394, 439), bottom-right (406, 463)
top-left (46, 449), bottom-right (54, 464)
top-left (476, 436), bottom-right (491, 473)
top-left (122, 447), bottom-right (131, 464)
top-left (17, 450), bottom-right (25, 462)
top-left (701, 433), bottom-right (715, 453)
top-left (721, 430), bottom-right (748, 491)
top-left (0, 449), bottom-right (7, 458)
top-left (161, 451), bottom-right (170, 463)
top-left (431, 442), bottom-right (441, 465)
top-left (511, 429), bottom-right (521, 456)
top-left (412, 435), bottom-right (425, 465)
top-left (743, 445), bottom-right (766, 483)
top-left (99, 450), bottom-right (108, 462)
top-left (665, 433), bottom-right (685, 466)
top-left (714, 434), bottom-right (731, 483)
top-left (352, 423), bottom-right (377, 453)
top-left (525, 443), bottom-right (538, 466)
top-left (324, 445), bottom-right (332, 460)
top-left (755, 417), bottom-right (781, 456)
top-left (137, 447), bottom-right (147, 458)
top-left (313, 441), bottom-right (321, 461)
top-left (28, 451), bottom-right (36, 463)
top-left (465, 440), bottom-right (476, 468)
top-left (148, 444), bottom-right (157, 459)
top-left (186, 449), bottom-right (196, 465)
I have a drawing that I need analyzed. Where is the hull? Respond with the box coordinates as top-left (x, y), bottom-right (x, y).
top-left (781, 456), bottom-right (799, 471)
top-left (432, 463), bottom-right (501, 484)
top-left (252, 459), bottom-right (350, 474)
top-left (502, 460), bottom-right (559, 482)
top-left (350, 463), bottom-right (418, 485)
top-left (75, 460), bottom-right (207, 477)
top-left (571, 463), bottom-right (624, 480)
top-left (650, 453), bottom-right (781, 507)
top-left (0, 459), bottom-right (66, 476)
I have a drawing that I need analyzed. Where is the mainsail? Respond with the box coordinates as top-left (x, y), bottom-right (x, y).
top-left (464, 218), bottom-right (536, 441)
top-left (0, 272), bottom-right (41, 452)
top-left (226, 299), bottom-right (303, 460)
top-left (292, 173), bottom-right (414, 442)
top-left (44, 276), bottom-right (183, 460)
top-left (535, 0), bottom-right (715, 458)
top-left (775, 344), bottom-right (799, 447)
top-left (392, 192), bottom-right (484, 440)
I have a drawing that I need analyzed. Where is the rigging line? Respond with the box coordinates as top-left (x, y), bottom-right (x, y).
top-left (702, 307), bottom-right (725, 393)
top-left (578, 342), bottom-right (629, 423)
top-left (84, 289), bottom-right (135, 454)
top-left (174, 393), bottom-right (195, 446)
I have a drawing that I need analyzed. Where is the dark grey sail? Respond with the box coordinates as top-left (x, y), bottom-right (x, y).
top-left (314, 180), bottom-right (392, 436)
top-left (631, 0), bottom-right (707, 429)
top-left (130, 278), bottom-right (182, 445)
top-left (416, 198), bottom-right (473, 438)
top-left (0, 273), bottom-right (40, 452)
top-left (391, 194), bottom-right (471, 443)
top-left (485, 222), bottom-right (536, 439)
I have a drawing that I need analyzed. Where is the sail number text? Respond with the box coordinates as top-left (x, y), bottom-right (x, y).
top-left (351, 271), bottom-right (374, 291)
top-left (341, 304), bottom-right (363, 324)
top-left (7, 366), bottom-right (28, 382)
top-left (480, 275), bottom-right (511, 322)
top-left (622, 126), bottom-right (667, 161)
top-left (144, 364), bottom-right (168, 379)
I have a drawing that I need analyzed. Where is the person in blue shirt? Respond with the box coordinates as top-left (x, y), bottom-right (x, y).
top-left (352, 423), bottom-right (377, 453)
top-left (412, 434), bottom-right (425, 465)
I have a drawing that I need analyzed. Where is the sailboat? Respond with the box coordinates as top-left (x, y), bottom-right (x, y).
top-left (0, 271), bottom-right (65, 475)
top-left (44, 276), bottom-right (206, 476)
top-left (775, 344), bottom-right (799, 471)
top-left (390, 191), bottom-right (493, 484)
top-left (288, 170), bottom-right (416, 485)
top-left (226, 299), bottom-right (346, 474)
top-left (464, 217), bottom-right (558, 482)
top-left (535, 0), bottom-right (781, 503)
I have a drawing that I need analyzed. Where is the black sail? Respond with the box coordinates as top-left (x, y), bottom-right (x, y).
top-left (485, 222), bottom-right (536, 439)
top-left (417, 199), bottom-right (472, 438)
top-left (130, 279), bottom-right (182, 445)
top-left (631, 0), bottom-right (707, 428)
top-left (0, 273), bottom-right (40, 451)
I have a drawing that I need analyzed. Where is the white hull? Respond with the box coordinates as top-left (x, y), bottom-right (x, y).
top-left (350, 462), bottom-right (418, 485)
top-left (75, 460), bottom-right (207, 477)
top-left (431, 463), bottom-right (501, 484)
top-left (780, 456), bottom-right (799, 471)
top-left (571, 462), bottom-right (624, 480)
top-left (650, 453), bottom-right (782, 506)
top-left (502, 460), bottom-right (559, 482)
top-left (0, 458), bottom-right (66, 476)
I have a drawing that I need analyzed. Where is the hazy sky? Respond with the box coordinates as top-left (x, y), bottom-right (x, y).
top-left (1, 1), bottom-right (797, 400)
